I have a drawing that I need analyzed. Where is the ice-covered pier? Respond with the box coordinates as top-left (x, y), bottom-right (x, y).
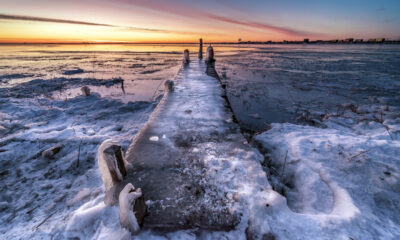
top-left (98, 42), bottom-right (273, 235)
top-left (123, 51), bottom-right (243, 230)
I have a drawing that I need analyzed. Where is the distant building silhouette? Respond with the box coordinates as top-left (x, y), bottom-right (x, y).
top-left (367, 38), bottom-right (385, 43)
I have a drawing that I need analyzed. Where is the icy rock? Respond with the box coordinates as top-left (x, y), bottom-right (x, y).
top-left (81, 86), bottom-right (91, 96)
top-left (98, 140), bottom-right (127, 193)
top-left (42, 144), bottom-right (63, 159)
top-left (86, 128), bottom-right (95, 136)
top-left (0, 201), bottom-right (9, 210)
top-left (164, 80), bottom-right (174, 92)
top-left (63, 68), bottom-right (84, 75)
top-left (0, 170), bottom-right (9, 176)
top-left (119, 183), bottom-right (147, 235)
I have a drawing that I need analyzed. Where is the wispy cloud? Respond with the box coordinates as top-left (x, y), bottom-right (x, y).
top-left (0, 13), bottom-right (223, 37)
top-left (0, 14), bottom-right (114, 27)
top-left (0, 13), bottom-right (169, 33)
top-left (203, 13), bottom-right (312, 36)
top-left (115, 0), bottom-right (318, 37)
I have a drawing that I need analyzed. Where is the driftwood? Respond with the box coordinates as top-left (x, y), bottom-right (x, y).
top-left (42, 144), bottom-right (63, 159)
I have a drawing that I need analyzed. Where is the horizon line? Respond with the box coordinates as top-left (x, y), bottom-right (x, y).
top-left (0, 39), bottom-right (398, 45)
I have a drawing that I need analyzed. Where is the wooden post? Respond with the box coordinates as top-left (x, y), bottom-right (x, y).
top-left (206, 45), bottom-right (214, 62)
top-left (198, 38), bottom-right (203, 59)
top-left (164, 80), bottom-right (174, 92)
top-left (183, 49), bottom-right (190, 64)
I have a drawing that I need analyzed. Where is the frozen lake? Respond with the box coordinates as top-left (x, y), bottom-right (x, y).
top-left (215, 44), bottom-right (400, 132)
top-left (1, 43), bottom-right (399, 239)
top-left (2, 43), bottom-right (399, 119)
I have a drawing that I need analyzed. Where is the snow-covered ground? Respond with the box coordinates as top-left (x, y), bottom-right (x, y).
top-left (254, 102), bottom-right (400, 239)
top-left (0, 78), bottom-right (161, 239)
top-left (218, 44), bottom-right (400, 239)
top-left (0, 44), bottom-right (181, 239)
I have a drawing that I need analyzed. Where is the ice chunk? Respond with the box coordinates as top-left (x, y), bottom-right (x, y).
top-left (42, 144), bottom-right (63, 159)
top-left (149, 136), bottom-right (159, 141)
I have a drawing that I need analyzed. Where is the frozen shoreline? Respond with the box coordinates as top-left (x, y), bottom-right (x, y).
top-left (0, 77), bottom-right (161, 238)
top-left (253, 103), bottom-right (400, 239)
top-left (1, 44), bottom-right (399, 239)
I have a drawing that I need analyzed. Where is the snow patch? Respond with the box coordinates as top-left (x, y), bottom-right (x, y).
top-left (149, 136), bottom-right (159, 141)
top-left (255, 120), bottom-right (400, 238)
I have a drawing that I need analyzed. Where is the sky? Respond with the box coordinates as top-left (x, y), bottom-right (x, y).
top-left (0, 0), bottom-right (399, 43)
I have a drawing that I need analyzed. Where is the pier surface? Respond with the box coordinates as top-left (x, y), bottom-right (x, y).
top-left (123, 60), bottom-right (254, 230)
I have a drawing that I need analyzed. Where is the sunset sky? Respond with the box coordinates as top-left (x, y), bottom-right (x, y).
top-left (0, 0), bottom-right (399, 43)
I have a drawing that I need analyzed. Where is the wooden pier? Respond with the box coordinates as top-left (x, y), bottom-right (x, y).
top-left (99, 43), bottom-right (265, 232)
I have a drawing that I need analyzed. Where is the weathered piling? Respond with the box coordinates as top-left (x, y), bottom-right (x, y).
top-left (198, 38), bottom-right (203, 59)
top-left (119, 183), bottom-right (147, 235)
top-left (183, 49), bottom-right (190, 64)
top-left (81, 86), bottom-right (90, 96)
top-left (97, 140), bottom-right (127, 194)
top-left (206, 45), bottom-right (214, 62)
top-left (164, 80), bottom-right (174, 92)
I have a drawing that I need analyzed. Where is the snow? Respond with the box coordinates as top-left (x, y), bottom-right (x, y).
top-left (118, 183), bottom-right (142, 235)
top-left (67, 188), bottom-right (92, 206)
top-left (254, 102), bottom-right (400, 239)
top-left (0, 84), bottom-right (158, 238)
top-left (149, 136), bottom-right (159, 141)
top-left (64, 197), bottom-right (128, 239)
top-left (0, 46), bottom-right (170, 238)
top-left (0, 44), bottom-right (182, 239)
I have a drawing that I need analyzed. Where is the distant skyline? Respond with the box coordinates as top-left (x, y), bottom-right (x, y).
top-left (0, 0), bottom-right (399, 43)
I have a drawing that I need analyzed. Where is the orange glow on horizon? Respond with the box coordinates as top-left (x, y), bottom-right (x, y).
top-left (1, 0), bottom-right (398, 44)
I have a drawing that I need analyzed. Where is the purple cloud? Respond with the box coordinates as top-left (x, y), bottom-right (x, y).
top-left (115, 0), bottom-right (318, 37)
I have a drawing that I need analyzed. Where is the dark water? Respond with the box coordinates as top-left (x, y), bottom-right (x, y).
top-left (215, 44), bottom-right (400, 132)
